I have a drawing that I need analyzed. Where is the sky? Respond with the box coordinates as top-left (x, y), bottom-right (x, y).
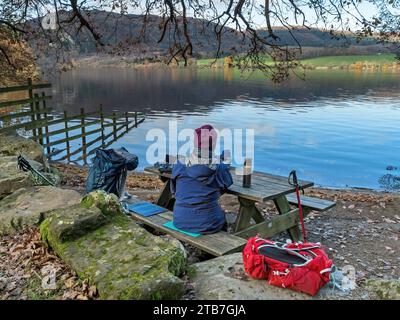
top-left (208, 0), bottom-right (379, 30)
top-left (40, 0), bottom-right (381, 31)
top-left (129, 0), bottom-right (380, 30)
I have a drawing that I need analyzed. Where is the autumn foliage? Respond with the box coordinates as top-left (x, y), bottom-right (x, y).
top-left (0, 29), bottom-right (37, 86)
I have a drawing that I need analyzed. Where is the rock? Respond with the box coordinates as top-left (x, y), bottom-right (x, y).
top-left (190, 253), bottom-right (350, 300)
top-left (160, 235), bottom-right (188, 260)
top-left (0, 132), bottom-right (44, 163)
top-left (0, 186), bottom-right (81, 235)
top-left (0, 155), bottom-right (61, 200)
top-left (42, 204), bottom-right (108, 243)
top-left (40, 190), bottom-right (187, 300)
top-left (0, 156), bottom-right (35, 200)
top-left (80, 190), bottom-right (125, 217)
top-left (364, 279), bottom-right (400, 300)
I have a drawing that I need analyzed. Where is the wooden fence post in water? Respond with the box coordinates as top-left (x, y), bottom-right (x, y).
top-left (135, 111), bottom-right (138, 127)
top-left (42, 92), bottom-right (50, 155)
top-left (34, 93), bottom-right (43, 145)
top-left (113, 112), bottom-right (117, 139)
top-left (64, 111), bottom-right (71, 162)
top-left (81, 108), bottom-right (87, 164)
top-left (28, 78), bottom-right (36, 139)
top-left (100, 104), bottom-right (105, 148)
top-left (125, 112), bottom-right (129, 131)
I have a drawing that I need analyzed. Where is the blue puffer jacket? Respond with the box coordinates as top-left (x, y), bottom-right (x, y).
top-left (170, 161), bottom-right (233, 234)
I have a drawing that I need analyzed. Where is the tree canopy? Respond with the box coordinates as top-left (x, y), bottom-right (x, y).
top-left (0, 0), bottom-right (399, 81)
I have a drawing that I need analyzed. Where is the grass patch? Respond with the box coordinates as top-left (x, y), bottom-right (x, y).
top-left (24, 277), bottom-right (65, 300)
top-left (301, 54), bottom-right (397, 67)
top-left (196, 54), bottom-right (398, 68)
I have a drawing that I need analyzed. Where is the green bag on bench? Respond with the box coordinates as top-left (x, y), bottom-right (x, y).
top-left (163, 221), bottom-right (201, 237)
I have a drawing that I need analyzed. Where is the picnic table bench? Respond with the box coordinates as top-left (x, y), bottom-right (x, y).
top-left (128, 166), bottom-right (336, 256)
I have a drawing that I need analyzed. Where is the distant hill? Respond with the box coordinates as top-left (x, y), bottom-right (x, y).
top-left (28, 10), bottom-right (395, 62)
top-left (258, 27), bottom-right (378, 47)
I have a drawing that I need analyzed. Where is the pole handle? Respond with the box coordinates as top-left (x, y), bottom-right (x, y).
top-left (288, 170), bottom-right (298, 187)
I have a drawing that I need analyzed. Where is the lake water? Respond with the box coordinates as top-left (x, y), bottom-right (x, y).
top-left (51, 67), bottom-right (400, 191)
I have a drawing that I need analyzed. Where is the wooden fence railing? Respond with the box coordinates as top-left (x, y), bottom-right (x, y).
top-left (0, 79), bottom-right (145, 164)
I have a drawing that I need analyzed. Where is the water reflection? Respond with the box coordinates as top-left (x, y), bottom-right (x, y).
top-left (52, 68), bottom-right (400, 115)
top-left (50, 67), bottom-right (400, 190)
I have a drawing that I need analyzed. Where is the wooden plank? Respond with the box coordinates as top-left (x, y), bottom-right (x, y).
top-left (274, 195), bottom-right (302, 242)
top-left (100, 104), bottom-right (105, 147)
top-left (145, 166), bottom-right (276, 202)
top-left (130, 211), bottom-right (246, 256)
top-left (229, 183), bottom-right (296, 203)
top-left (230, 172), bottom-right (313, 196)
top-left (231, 173), bottom-right (301, 191)
top-left (233, 197), bottom-right (264, 233)
top-left (0, 107), bottom-right (53, 121)
top-left (34, 93), bottom-right (44, 145)
top-left (252, 170), bottom-right (313, 189)
top-left (80, 108), bottom-right (87, 163)
top-left (52, 132), bottom-right (106, 162)
top-left (234, 208), bottom-right (300, 239)
top-left (0, 95), bottom-right (52, 109)
top-left (72, 135), bottom-right (105, 161)
top-left (63, 111), bottom-right (71, 162)
top-left (1, 111), bottom-right (102, 134)
top-left (36, 119), bottom-right (127, 141)
top-left (0, 116), bottom-right (53, 134)
top-left (47, 147), bottom-right (68, 157)
top-left (72, 122), bottom-right (137, 162)
top-left (145, 166), bottom-right (314, 203)
top-left (41, 92), bottom-right (51, 154)
top-left (230, 176), bottom-right (295, 201)
top-left (54, 145), bottom-right (84, 162)
top-left (286, 194), bottom-right (336, 211)
top-left (0, 82), bottom-right (51, 94)
top-left (36, 119), bottom-right (102, 139)
top-left (28, 79), bottom-right (36, 139)
top-left (158, 211), bottom-right (247, 246)
top-left (27, 111), bottom-right (101, 129)
top-left (41, 127), bottom-right (103, 148)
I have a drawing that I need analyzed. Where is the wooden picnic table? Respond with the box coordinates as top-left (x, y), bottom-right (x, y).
top-left (144, 166), bottom-right (316, 242)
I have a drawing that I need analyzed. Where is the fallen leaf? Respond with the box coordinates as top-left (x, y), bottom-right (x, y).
top-left (64, 277), bottom-right (75, 289)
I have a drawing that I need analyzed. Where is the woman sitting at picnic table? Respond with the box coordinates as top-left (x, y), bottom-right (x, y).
top-left (170, 124), bottom-right (233, 234)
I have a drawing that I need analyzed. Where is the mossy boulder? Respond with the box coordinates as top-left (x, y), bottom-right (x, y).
top-left (365, 279), bottom-right (400, 300)
top-left (0, 186), bottom-right (81, 235)
top-left (42, 204), bottom-right (108, 243)
top-left (0, 132), bottom-right (44, 164)
top-left (81, 190), bottom-right (125, 217)
top-left (40, 190), bottom-right (187, 300)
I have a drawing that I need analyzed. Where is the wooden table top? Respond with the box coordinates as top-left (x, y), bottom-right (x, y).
top-left (144, 166), bottom-right (314, 203)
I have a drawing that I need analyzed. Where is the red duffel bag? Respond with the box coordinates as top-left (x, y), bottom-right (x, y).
top-left (242, 236), bottom-right (333, 296)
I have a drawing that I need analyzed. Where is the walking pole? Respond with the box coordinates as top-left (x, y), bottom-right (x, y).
top-left (288, 170), bottom-right (307, 242)
top-left (17, 155), bottom-right (55, 186)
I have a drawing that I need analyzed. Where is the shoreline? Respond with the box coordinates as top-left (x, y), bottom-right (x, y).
top-left (54, 53), bottom-right (400, 74)
top-left (0, 152), bottom-right (399, 299)
top-left (49, 160), bottom-right (398, 196)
